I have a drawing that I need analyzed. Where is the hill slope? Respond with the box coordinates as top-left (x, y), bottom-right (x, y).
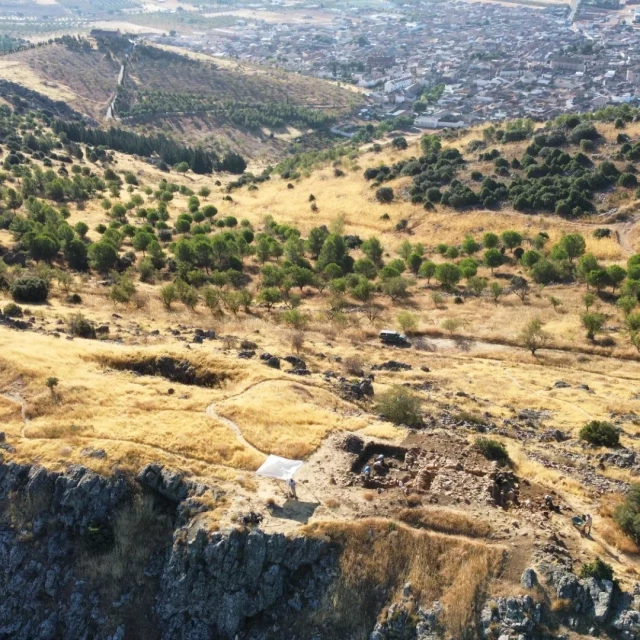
top-left (0, 37), bottom-right (363, 161)
top-left (0, 99), bottom-right (639, 639)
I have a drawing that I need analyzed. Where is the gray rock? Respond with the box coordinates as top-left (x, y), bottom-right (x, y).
top-left (80, 447), bottom-right (107, 460)
top-left (521, 568), bottom-right (537, 589)
top-left (583, 577), bottom-right (614, 623)
top-left (612, 607), bottom-right (640, 639)
top-left (137, 463), bottom-right (190, 503)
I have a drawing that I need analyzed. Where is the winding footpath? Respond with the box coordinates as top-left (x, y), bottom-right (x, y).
top-left (205, 401), bottom-right (267, 457)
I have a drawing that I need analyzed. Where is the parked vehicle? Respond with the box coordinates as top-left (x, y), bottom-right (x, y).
top-left (379, 330), bottom-right (411, 347)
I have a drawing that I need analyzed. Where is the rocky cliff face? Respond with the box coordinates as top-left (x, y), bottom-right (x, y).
top-left (0, 460), bottom-right (336, 640)
top-left (1, 459), bottom-right (639, 640)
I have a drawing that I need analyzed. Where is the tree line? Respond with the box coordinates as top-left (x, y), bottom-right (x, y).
top-left (120, 91), bottom-right (336, 131)
top-left (52, 120), bottom-right (247, 175)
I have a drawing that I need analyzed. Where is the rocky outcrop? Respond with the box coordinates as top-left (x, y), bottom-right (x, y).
top-left (480, 595), bottom-right (542, 639)
top-left (0, 461), bottom-right (336, 640)
top-left (0, 463), bottom-right (134, 640)
top-left (157, 527), bottom-right (336, 639)
top-left (2, 460), bottom-right (638, 640)
top-left (551, 571), bottom-right (614, 624)
top-left (370, 585), bottom-right (443, 640)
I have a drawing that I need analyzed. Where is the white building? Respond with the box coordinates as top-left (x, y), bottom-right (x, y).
top-left (384, 75), bottom-right (413, 93)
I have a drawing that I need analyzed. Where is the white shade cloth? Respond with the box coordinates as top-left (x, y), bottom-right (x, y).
top-left (256, 455), bottom-right (303, 481)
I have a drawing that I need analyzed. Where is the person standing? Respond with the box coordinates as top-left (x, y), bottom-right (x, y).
top-left (288, 478), bottom-right (297, 500)
top-left (584, 514), bottom-right (593, 535)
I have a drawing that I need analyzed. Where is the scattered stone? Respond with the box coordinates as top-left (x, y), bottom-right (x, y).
top-left (80, 447), bottom-right (107, 460)
top-left (337, 377), bottom-right (374, 400)
top-left (371, 361), bottom-right (412, 372)
top-left (553, 380), bottom-right (571, 389)
top-left (238, 351), bottom-right (255, 359)
top-left (539, 429), bottom-right (568, 443)
top-left (598, 449), bottom-right (636, 469)
top-left (283, 355), bottom-right (306, 369)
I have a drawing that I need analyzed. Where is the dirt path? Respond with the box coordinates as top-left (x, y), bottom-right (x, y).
top-left (1, 390), bottom-right (29, 437)
top-left (204, 376), bottom-right (345, 458)
top-left (205, 401), bottom-right (268, 457)
top-left (612, 212), bottom-right (640, 255)
top-left (1, 385), bottom-right (257, 474)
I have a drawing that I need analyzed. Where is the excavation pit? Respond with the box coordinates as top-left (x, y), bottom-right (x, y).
top-left (351, 443), bottom-right (408, 474)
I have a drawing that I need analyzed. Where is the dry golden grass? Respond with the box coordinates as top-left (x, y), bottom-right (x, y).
top-left (396, 507), bottom-right (492, 538)
top-left (306, 519), bottom-right (503, 639)
top-left (598, 497), bottom-right (640, 555)
top-left (216, 379), bottom-right (372, 458)
top-left (507, 443), bottom-right (590, 497)
top-left (0, 329), bottom-right (264, 480)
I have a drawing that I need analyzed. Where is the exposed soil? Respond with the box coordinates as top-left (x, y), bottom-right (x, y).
top-left (105, 355), bottom-right (225, 387)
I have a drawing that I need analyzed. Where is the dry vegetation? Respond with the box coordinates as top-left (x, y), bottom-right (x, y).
top-left (305, 519), bottom-right (503, 639)
top-left (3, 97), bottom-right (640, 630)
top-left (1, 43), bottom-right (120, 119)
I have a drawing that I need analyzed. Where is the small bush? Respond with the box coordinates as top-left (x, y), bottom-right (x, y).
top-left (614, 483), bottom-right (640, 544)
top-left (475, 438), bottom-right (510, 465)
top-left (344, 356), bottom-right (364, 376)
top-left (375, 385), bottom-right (423, 427)
top-left (10, 276), bottom-right (49, 303)
top-left (579, 421), bottom-right (619, 448)
top-left (68, 313), bottom-right (96, 339)
top-left (376, 187), bottom-right (394, 203)
top-left (580, 557), bottom-right (613, 581)
top-left (3, 303), bottom-right (23, 317)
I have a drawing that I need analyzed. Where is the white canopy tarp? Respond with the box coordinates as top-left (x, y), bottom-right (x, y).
top-left (256, 455), bottom-right (303, 481)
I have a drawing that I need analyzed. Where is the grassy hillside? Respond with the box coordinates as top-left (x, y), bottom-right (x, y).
top-left (1, 98), bottom-right (640, 635)
top-left (0, 40), bottom-right (120, 120)
top-left (0, 38), bottom-right (363, 161)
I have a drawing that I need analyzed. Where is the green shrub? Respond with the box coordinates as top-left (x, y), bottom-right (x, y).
top-left (10, 276), bottom-right (49, 303)
top-left (579, 420), bottom-right (619, 447)
top-left (375, 386), bottom-right (423, 427)
top-left (2, 302), bottom-right (22, 317)
top-left (376, 187), bottom-right (395, 203)
top-left (475, 437), bottom-right (510, 465)
top-left (614, 483), bottom-right (640, 544)
top-left (580, 557), bottom-right (613, 582)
